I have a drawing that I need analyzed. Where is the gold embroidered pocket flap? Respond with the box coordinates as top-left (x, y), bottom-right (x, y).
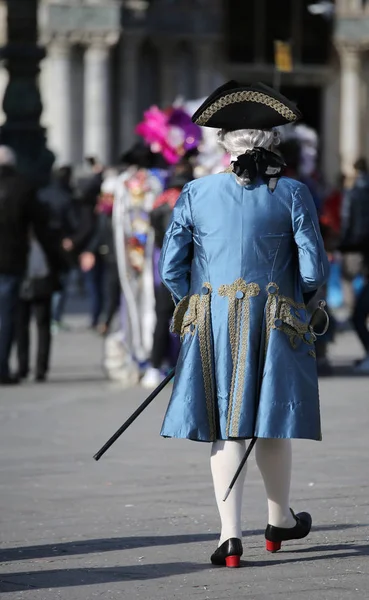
top-left (171, 294), bottom-right (200, 337)
top-left (171, 295), bottom-right (189, 335)
top-left (273, 297), bottom-right (316, 349)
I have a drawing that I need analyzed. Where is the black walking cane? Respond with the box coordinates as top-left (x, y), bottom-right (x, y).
top-left (93, 369), bottom-right (175, 461)
top-left (223, 436), bottom-right (257, 501)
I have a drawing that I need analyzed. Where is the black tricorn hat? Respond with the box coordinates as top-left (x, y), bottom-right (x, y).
top-left (191, 81), bottom-right (302, 130)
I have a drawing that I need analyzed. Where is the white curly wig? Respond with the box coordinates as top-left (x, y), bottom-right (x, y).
top-left (218, 129), bottom-right (280, 185)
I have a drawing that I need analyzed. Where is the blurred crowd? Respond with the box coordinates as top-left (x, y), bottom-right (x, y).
top-left (1, 99), bottom-right (369, 386)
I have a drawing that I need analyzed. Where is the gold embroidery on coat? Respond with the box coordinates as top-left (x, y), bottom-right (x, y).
top-left (171, 295), bottom-right (190, 335)
top-left (309, 350), bottom-right (316, 359)
top-left (225, 296), bottom-right (242, 436)
top-left (264, 285), bottom-right (316, 351)
top-left (219, 279), bottom-right (260, 437)
top-left (198, 283), bottom-right (216, 440)
top-left (182, 294), bottom-right (200, 337)
top-left (274, 296), bottom-right (315, 349)
top-left (172, 284), bottom-right (216, 439)
top-left (195, 91), bottom-right (298, 126)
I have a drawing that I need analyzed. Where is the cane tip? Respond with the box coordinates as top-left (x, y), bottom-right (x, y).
top-left (93, 453), bottom-right (100, 461)
top-left (222, 488), bottom-right (231, 502)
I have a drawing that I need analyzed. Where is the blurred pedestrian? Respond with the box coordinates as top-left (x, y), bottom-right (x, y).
top-left (340, 158), bottom-right (369, 371)
top-left (80, 169), bottom-right (121, 336)
top-left (103, 143), bottom-right (164, 385)
top-left (320, 174), bottom-right (344, 240)
top-left (16, 236), bottom-right (60, 382)
top-left (64, 157), bottom-right (104, 328)
top-left (38, 165), bottom-right (77, 332)
top-left (321, 174), bottom-right (345, 311)
top-left (141, 161), bottom-right (193, 388)
top-left (0, 146), bottom-right (60, 385)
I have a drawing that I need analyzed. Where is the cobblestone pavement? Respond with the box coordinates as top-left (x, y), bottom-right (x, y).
top-left (0, 319), bottom-right (368, 599)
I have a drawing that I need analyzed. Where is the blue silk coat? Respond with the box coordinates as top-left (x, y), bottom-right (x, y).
top-left (159, 173), bottom-right (330, 442)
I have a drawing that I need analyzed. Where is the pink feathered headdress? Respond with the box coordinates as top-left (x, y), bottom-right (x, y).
top-left (135, 105), bottom-right (202, 165)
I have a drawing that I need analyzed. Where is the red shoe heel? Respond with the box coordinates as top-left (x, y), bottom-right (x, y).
top-left (266, 540), bottom-right (281, 553)
top-left (225, 555), bottom-right (241, 568)
top-left (211, 538), bottom-right (243, 566)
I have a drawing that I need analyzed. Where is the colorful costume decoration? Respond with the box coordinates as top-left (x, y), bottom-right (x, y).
top-left (105, 101), bottom-right (203, 386)
top-left (103, 166), bottom-right (163, 386)
top-left (136, 106), bottom-right (201, 165)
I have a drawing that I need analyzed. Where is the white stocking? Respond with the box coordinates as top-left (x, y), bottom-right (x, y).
top-left (210, 440), bottom-right (246, 545)
top-left (255, 438), bottom-right (296, 528)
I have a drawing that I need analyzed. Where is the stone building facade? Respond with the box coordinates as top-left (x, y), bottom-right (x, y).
top-left (0, 0), bottom-right (368, 183)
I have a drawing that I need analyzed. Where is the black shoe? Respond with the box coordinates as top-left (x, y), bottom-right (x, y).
top-left (35, 373), bottom-right (47, 382)
top-left (16, 370), bottom-right (28, 380)
top-left (0, 374), bottom-right (20, 385)
top-left (265, 509), bottom-right (312, 552)
top-left (210, 538), bottom-right (243, 567)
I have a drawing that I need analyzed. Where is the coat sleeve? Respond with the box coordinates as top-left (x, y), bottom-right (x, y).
top-left (159, 186), bottom-right (193, 304)
top-left (292, 183), bottom-right (330, 295)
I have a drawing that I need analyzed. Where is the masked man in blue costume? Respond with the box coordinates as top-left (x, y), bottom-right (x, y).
top-left (159, 82), bottom-right (329, 567)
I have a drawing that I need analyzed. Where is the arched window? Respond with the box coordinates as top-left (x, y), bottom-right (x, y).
top-left (136, 39), bottom-right (160, 120)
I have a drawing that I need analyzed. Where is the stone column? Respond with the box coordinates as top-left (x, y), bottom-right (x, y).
top-left (118, 35), bottom-right (140, 153)
top-left (83, 37), bottom-right (112, 165)
top-left (47, 38), bottom-right (73, 164)
top-left (322, 70), bottom-right (341, 186)
top-left (339, 45), bottom-right (361, 177)
top-left (159, 39), bottom-right (177, 106)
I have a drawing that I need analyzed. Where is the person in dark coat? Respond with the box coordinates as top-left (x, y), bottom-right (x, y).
top-left (64, 157), bottom-right (104, 328)
top-left (340, 158), bottom-right (369, 372)
top-left (16, 237), bottom-right (60, 382)
top-left (141, 162), bottom-right (193, 388)
top-left (38, 165), bottom-right (77, 329)
top-left (38, 166), bottom-right (77, 239)
top-left (0, 146), bottom-right (61, 384)
top-left (80, 170), bottom-right (121, 335)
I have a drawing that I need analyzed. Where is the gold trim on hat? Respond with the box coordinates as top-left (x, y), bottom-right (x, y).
top-left (195, 90), bottom-right (298, 126)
